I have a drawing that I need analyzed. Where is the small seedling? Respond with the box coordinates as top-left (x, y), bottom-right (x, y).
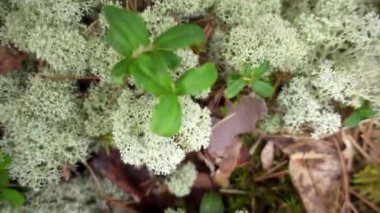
top-left (0, 151), bottom-right (24, 207)
top-left (103, 6), bottom-right (217, 137)
top-left (224, 61), bottom-right (274, 99)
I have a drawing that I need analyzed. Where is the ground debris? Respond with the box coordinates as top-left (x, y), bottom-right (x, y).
top-left (266, 136), bottom-right (343, 213)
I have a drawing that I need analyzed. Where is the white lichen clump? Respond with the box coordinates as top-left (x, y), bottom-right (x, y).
top-left (210, 0), bottom-right (380, 137)
top-left (112, 91), bottom-right (211, 175)
top-left (0, 74), bottom-right (90, 190)
top-left (0, 175), bottom-right (127, 213)
top-left (165, 162), bottom-right (197, 197)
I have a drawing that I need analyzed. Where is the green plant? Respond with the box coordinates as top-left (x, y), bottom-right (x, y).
top-left (352, 165), bottom-right (380, 203)
top-left (200, 191), bottom-right (224, 213)
top-left (0, 151), bottom-right (24, 207)
top-left (224, 61), bottom-right (274, 99)
top-left (343, 103), bottom-right (376, 128)
top-left (103, 5), bottom-right (217, 137)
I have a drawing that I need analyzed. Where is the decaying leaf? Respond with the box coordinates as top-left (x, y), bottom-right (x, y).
top-left (89, 149), bottom-right (152, 202)
top-left (261, 141), bottom-right (275, 170)
top-left (267, 136), bottom-right (342, 213)
top-left (0, 47), bottom-right (27, 74)
top-left (208, 94), bottom-right (267, 157)
top-left (213, 138), bottom-right (244, 188)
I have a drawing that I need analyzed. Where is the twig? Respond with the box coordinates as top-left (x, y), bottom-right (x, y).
top-left (254, 170), bottom-right (288, 182)
top-left (219, 188), bottom-right (248, 195)
top-left (333, 138), bottom-right (352, 212)
top-left (344, 129), bottom-right (371, 160)
top-left (350, 190), bottom-right (380, 213)
top-left (248, 136), bottom-right (263, 155)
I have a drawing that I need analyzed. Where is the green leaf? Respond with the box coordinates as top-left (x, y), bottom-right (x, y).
top-left (0, 188), bottom-right (24, 207)
top-left (241, 64), bottom-right (252, 77)
top-left (224, 75), bottom-right (246, 99)
top-left (150, 94), bottom-right (181, 136)
top-left (344, 106), bottom-right (376, 128)
top-left (175, 63), bottom-right (217, 95)
top-left (154, 24), bottom-right (205, 50)
top-left (253, 60), bottom-right (270, 77)
top-left (111, 58), bottom-right (130, 85)
top-left (103, 5), bottom-right (150, 56)
top-left (0, 170), bottom-right (9, 187)
top-left (159, 51), bottom-right (181, 70)
top-left (344, 111), bottom-right (362, 128)
top-left (150, 51), bottom-right (175, 92)
top-left (0, 155), bottom-right (11, 170)
top-left (130, 54), bottom-right (173, 95)
top-left (252, 80), bottom-right (274, 98)
top-left (358, 107), bottom-right (376, 118)
top-left (200, 192), bottom-right (224, 213)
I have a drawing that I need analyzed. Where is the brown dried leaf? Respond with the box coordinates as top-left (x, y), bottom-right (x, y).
top-left (261, 141), bottom-right (275, 170)
top-left (268, 136), bottom-right (342, 213)
top-left (0, 47), bottom-right (27, 74)
top-left (213, 138), bottom-right (243, 188)
top-left (89, 150), bottom-right (152, 202)
top-left (208, 94), bottom-right (267, 157)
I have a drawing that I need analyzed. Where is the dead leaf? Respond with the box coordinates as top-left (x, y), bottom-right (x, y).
top-left (89, 149), bottom-right (152, 202)
top-left (268, 136), bottom-right (342, 213)
top-left (261, 141), bottom-right (275, 170)
top-left (208, 94), bottom-right (267, 157)
top-left (0, 46), bottom-right (27, 74)
top-left (213, 138), bottom-right (243, 188)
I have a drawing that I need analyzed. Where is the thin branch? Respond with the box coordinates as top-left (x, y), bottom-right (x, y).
top-left (333, 138), bottom-right (352, 212)
top-left (219, 188), bottom-right (248, 195)
top-left (350, 189), bottom-right (380, 213)
top-left (254, 170), bottom-right (288, 182)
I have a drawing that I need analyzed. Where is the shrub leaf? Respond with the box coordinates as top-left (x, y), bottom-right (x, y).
top-left (175, 63), bottom-right (217, 95)
top-left (151, 94), bottom-right (182, 136)
top-left (154, 24), bottom-right (205, 50)
top-left (252, 80), bottom-right (274, 98)
top-left (103, 5), bottom-right (150, 56)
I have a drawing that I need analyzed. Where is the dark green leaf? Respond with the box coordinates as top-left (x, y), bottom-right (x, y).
top-left (175, 63), bottom-right (217, 95)
top-left (224, 76), bottom-right (246, 99)
top-left (1, 188), bottom-right (24, 207)
top-left (200, 192), bottom-right (224, 213)
top-left (0, 170), bottom-right (9, 187)
top-left (253, 60), bottom-right (270, 77)
top-left (344, 106), bottom-right (376, 128)
top-left (150, 51), bottom-right (175, 92)
top-left (241, 64), bottom-right (252, 77)
top-left (150, 94), bottom-right (181, 136)
top-left (130, 54), bottom-right (173, 95)
top-left (154, 24), bottom-right (205, 50)
top-left (111, 58), bottom-right (130, 85)
top-left (159, 51), bottom-right (181, 70)
top-left (358, 107), bottom-right (376, 118)
top-left (344, 111), bottom-right (362, 128)
top-left (252, 80), bottom-right (274, 98)
top-left (0, 155), bottom-right (11, 170)
top-left (103, 5), bottom-right (150, 56)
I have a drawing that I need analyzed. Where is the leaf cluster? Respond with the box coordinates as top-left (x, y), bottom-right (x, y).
top-left (224, 61), bottom-right (274, 99)
top-left (0, 151), bottom-right (24, 207)
top-left (104, 6), bottom-right (217, 136)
